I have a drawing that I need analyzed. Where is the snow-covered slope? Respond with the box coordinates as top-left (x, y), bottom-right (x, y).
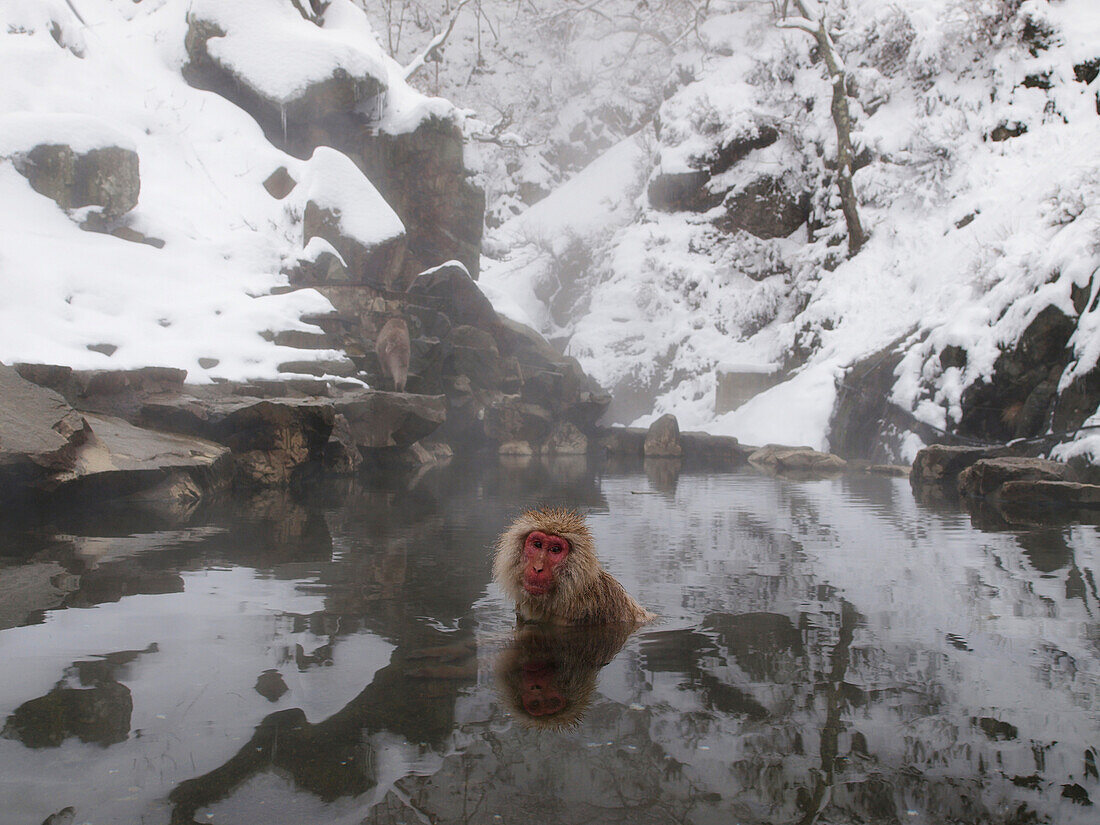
top-left (0, 0), bottom-right (446, 383)
top-left (479, 0), bottom-right (1100, 459)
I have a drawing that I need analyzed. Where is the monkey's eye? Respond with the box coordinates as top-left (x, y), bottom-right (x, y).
top-left (533, 539), bottom-right (542, 549)
top-left (549, 545), bottom-right (564, 554)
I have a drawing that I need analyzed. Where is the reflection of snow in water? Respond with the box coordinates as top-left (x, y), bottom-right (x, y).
top-left (1, 469), bottom-right (1098, 824)
top-left (0, 567), bottom-right (392, 825)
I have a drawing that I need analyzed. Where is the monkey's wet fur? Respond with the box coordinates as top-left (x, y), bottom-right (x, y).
top-left (494, 507), bottom-right (656, 625)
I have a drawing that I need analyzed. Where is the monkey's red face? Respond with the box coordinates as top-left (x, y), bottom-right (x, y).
top-left (522, 531), bottom-right (570, 595)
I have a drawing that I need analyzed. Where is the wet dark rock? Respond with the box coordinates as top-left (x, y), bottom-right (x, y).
top-left (749, 444), bottom-right (847, 476)
top-left (303, 199), bottom-right (406, 288)
top-left (846, 460), bottom-right (911, 477)
top-left (335, 392), bottom-right (446, 450)
top-left (644, 414), bottom-right (682, 457)
top-left (716, 175), bottom-right (809, 239)
top-left (40, 806), bottom-right (76, 825)
top-left (829, 341), bottom-right (940, 463)
top-left (44, 412), bottom-right (232, 503)
top-left (596, 426), bottom-right (647, 457)
top-left (287, 248), bottom-right (350, 286)
top-left (484, 397), bottom-right (555, 449)
top-left (1062, 784), bottom-right (1092, 806)
top-left (990, 122), bottom-right (1027, 141)
top-left (141, 393), bottom-right (335, 486)
top-left (998, 480), bottom-right (1100, 509)
top-left (1075, 58), bottom-right (1100, 85)
top-left (544, 421), bottom-right (588, 455)
top-left (356, 119), bottom-right (485, 282)
top-left (14, 143), bottom-right (139, 218)
top-left (680, 432), bottom-right (751, 466)
top-left (269, 329), bottom-right (333, 350)
top-left (709, 124), bottom-right (780, 175)
top-left (910, 444), bottom-right (999, 500)
top-left (958, 305), bottom-right (1075, 442)
top-left (408, 263), bottom-right (499, 335)
top-left (647, 170), bottom-right (720, 212)
top-left (648, 123), bottom-right (780, 214)
top-left (957, 456), bottom-right (1077, 499)
top-left (976, 716), bottom-right (1018, 741)
top-left (0, 364), bottom-right (90, 495)
top-left (323, 412), bottom-right (364, 475)
top-left (277, 356), bottom-right (361, 378)
top-left (263, 166), bottom-right (297, 199)
top-left (14, 364), bottom-right (188, 421)
top-left (447, 325), bottom-right (502, 391)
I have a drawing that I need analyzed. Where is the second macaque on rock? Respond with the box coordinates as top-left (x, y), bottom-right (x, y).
top-left (493, 507), bottom-right (655, 625)
top-left (375, 316), bottom-right (410, 393)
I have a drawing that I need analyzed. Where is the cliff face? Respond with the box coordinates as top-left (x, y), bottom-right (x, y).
top-left (467, 0), bottom-right (1100, 465)
top-left (0, 0), bottom-right (618, 508)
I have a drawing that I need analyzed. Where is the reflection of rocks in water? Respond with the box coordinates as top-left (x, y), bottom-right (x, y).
top-left (1017, 529), bottom-right (1074, 574)
top-left (169, 629), bottom-right (477, 823)
top-left (405, 639), bottom-right (478, 680)
top-left (643, 457), bottom-right (681, 493)
top-left (541, 454), bottom-right (593, 487)
top-left (0, 562), bottom-right (77, 630)
top-left (254, 669), bottom-right (288, 702)
top-left (704, 612), bottom-right (804, 683)
top-left (494, 623), bottom-right (636, 730)
top-left (40, 807), bottom-right (76, 825)
top-left (4, 682), bottom-right (132, 748)
top-left (2, 644), bottom-right (156, 749)
top-left (63, 561), bottom-right (184, 608)
top-left (295, 641), bottom-right (334, 669)
top-left (639, 628), bottom-right (718, 674)
top-left (640, 628), bottom-right (769, 719)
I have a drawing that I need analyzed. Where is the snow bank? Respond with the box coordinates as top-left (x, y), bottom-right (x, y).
top-left (192, 0), bottom-right (388, 104)
top-left (481, 0), bottom-right (1100, 457)
top-left (0, 0), bottom-right (431, 382)
top-left (297, 146), bottom-right (405, 247)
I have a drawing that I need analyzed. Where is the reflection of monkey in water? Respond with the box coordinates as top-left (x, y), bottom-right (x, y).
top-left (493, 507), bottom-right (655, 625)
top-left (495, 622), bottom-right (636, 730)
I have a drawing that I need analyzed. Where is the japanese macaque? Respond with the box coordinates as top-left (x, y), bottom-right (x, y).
top-left (375, 316), bottom-right (410, 393)
top-left (493, 507), bottom-right (655, 625)
top-left (494, 622), bottom-right (635, 729)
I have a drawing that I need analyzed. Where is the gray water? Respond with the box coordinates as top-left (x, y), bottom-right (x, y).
top-left (1, 458), bottom-right (1098, 825)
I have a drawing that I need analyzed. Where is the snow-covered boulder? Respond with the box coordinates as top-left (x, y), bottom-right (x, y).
top-left (14, 143), bottom-right (139, 219)
top-left (182, 1), bottom-right (483, 282)
top-left (298, 147), bottom-right (406, 288)
top-left (2, 114), bottom-right (140, 218)
top-left (183, 0), bottom-right (387, 156)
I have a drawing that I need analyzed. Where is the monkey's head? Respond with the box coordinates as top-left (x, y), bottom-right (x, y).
top-left (493, 507), bottom-right (599, 613)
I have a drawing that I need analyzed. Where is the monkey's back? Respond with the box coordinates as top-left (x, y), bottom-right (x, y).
top-left (375, 317), bottom-right (410, 391)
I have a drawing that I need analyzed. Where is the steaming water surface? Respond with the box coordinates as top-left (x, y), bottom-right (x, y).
top-left (1, 460), bottom-right (1098, 824)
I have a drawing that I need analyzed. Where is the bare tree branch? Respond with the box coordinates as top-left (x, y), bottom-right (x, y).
top-left (403, 0), bottom-right (475, 81)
